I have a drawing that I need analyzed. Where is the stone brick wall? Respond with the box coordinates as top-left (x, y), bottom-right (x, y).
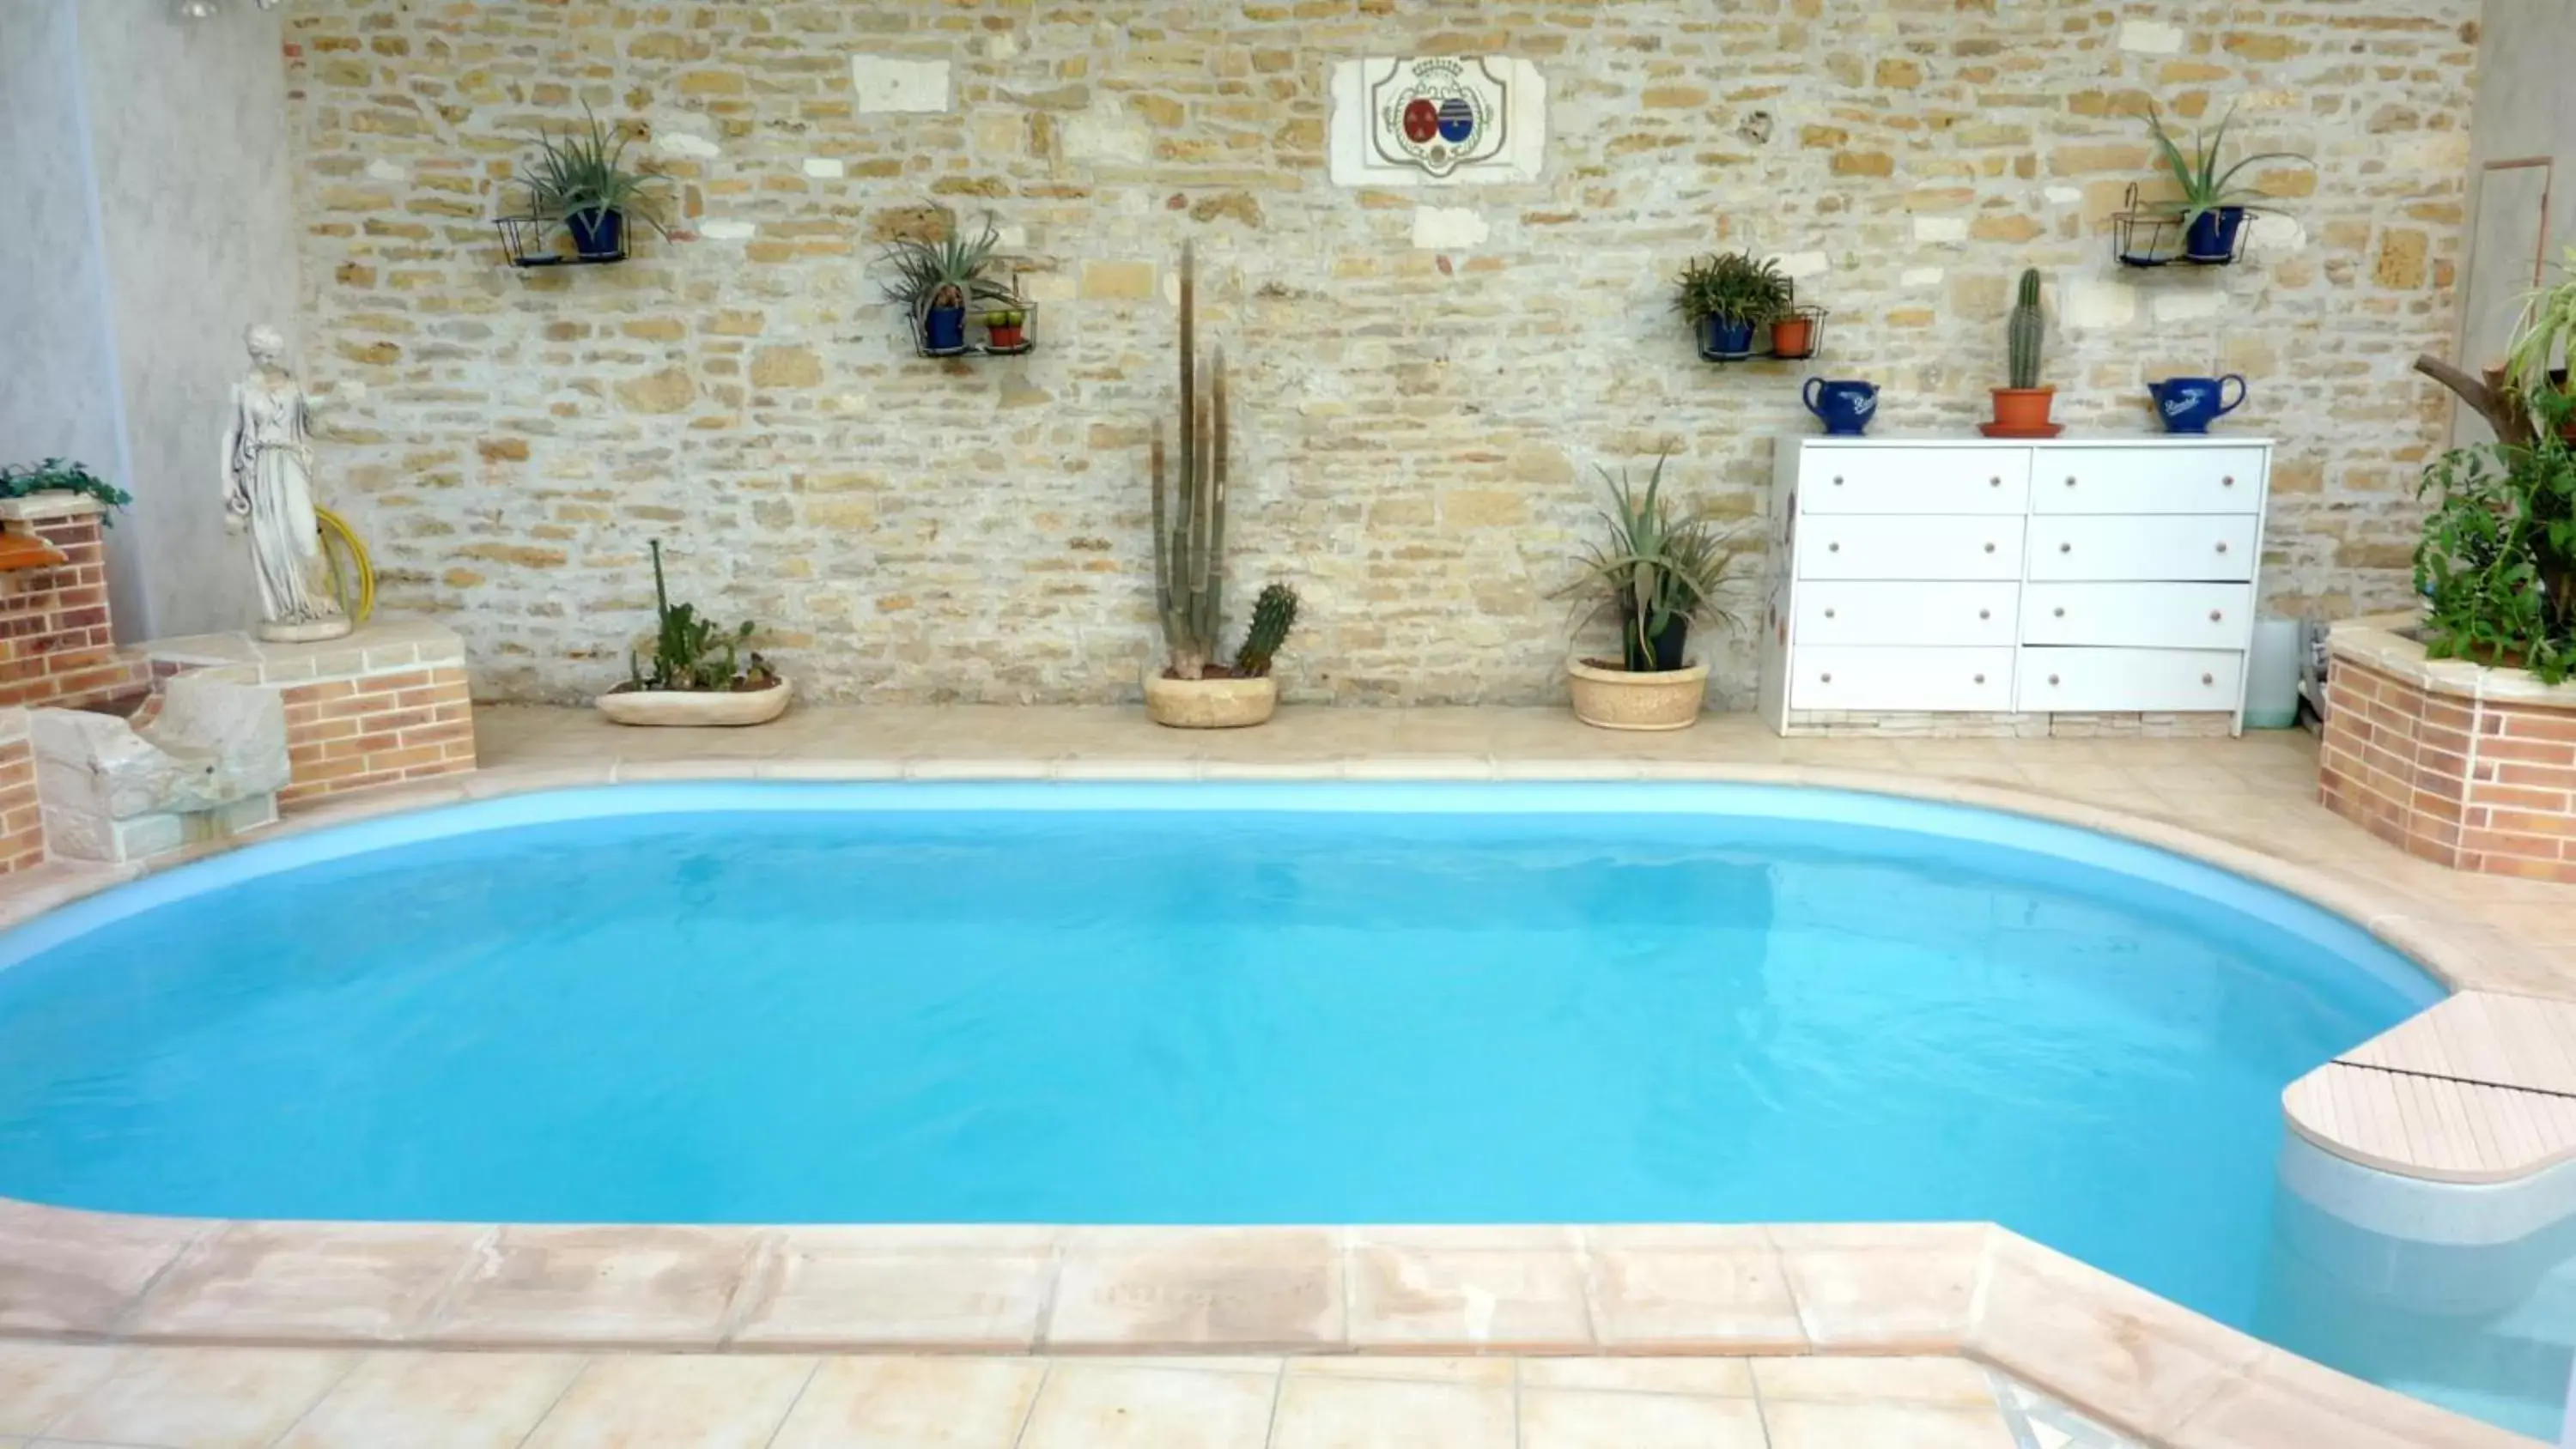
top-left (282, 1), bottom-right (2480, 706)
top-left (2320, 640), bottom-right (2576, 885)
top-left (0, 499), bottom-right (149, 712)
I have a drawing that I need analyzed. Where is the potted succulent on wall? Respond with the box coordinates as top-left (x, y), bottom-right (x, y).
top-left (880, 212), bottom-right (1010, 356)
top-left (1559, 453), bottom-right (1744, 731)
top-left (1675, 252), bottom-right (1791, 361)
top-left (511, 106), bottom-right (671, 263)
top-left (2147, 103), bottom-right (2313, 265)
top-left (597, 541), bottom-right (789, 726)
top-left (1983, 269), bottom-right (2060, 437)
top-left (1143, 241), bottom-right (1302, 729)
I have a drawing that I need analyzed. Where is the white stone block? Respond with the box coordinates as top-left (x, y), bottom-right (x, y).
top-left (2044, 186), bottom-right (2082, 205)
top-left (2118, 20), bottom-right (2184, 54)
top-left (2063, 278), bottom-right (2139, 328)
top-left (1411, 206), bottom-right (1490, 249)
top-left (654, 130), bottom-right (720, 159)
top-left (2249, 214), bottom-right (2306, 251)
top-left (1063, 106), bottom-right (1149, 164)
top-left (1771, 251), bottom-right (1830, 280)
top-left (699, 220), bottom-right (757, 241)
top-left (364, 158), bottom-right (404, 181)
top-left (1900, 267), bottom-right (1946, 287)
top-left (851, 54), bottom-right (951, 113)
top-left (2153, 288), bottom-right (2227, 324)
top-left (803, 157), bottom-right (846, 179)
top-left (1913, 216), bottom-right (1968, 244)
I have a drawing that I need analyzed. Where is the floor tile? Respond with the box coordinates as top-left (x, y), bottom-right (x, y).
top-left (276, 1350), bottom-right (584, 1449)
top-left (1285, 1357), bottom-right (1514, 1386)
top-left (1517, 1357), bottom-right (1754, 1396)
top-left (1269, 1372), bottom-right (1513, 1449)
top-left (769, 1356), bottom-right (1045, 1449)
top-left (0, 1342), bottom-right (125, 1436)
top-left (1761, 1399), bottom-right (2019, 1449)
top-left (1016, 1361), bottom-right (1276, 1449)
top-left (1522, 1386), bottom-right (1766, 1448)
top-left (46, 1346), bottom-right (357, 1449)
top-left (519, 1355), bottom-right (816, 1449)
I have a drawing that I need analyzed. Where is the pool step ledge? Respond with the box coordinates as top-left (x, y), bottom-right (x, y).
top-left (2286, 991), bottom-right (2576, 1185)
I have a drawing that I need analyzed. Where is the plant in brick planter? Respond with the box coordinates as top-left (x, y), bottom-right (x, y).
top-left (2414, 391), bottom-right (2576, 683)
top-left (0, 459), bottom-right (131, 522)
top-left (1142, 241), bottom-right (1301, 730)
top-left (596, 541), bottom-right (789, 726)
top-left (1558, 452), bottom-right (1747, 731)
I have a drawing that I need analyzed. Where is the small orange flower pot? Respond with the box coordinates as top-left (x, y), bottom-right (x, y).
top-left (1984, 387), bottom-right (2060, 438)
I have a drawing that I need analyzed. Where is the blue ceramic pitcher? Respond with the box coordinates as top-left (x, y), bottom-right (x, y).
top-left (2148, 374), bottom-right (2247, 434)
top-left (1802, 379), bottom-right (1880, 436)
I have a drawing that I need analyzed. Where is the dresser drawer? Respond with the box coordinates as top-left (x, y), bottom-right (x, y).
top-left (1791, 646), bottom-right (2015, 712)
top-left (1795, 582), bottom-right (2020, 646)
top-left (2014, 647), bottom-right (2243, 712)
top-left (2026, 514), bottom-right (2257, 582)
top-left (1801, 447), bottom-right (2030, 514)
top-left (2020, 583), bottom-right (2254, 648)
top-left (1798, 516), bottom-right (2026, 581)
top-left (2032, 447), bottom-right (2265, 515)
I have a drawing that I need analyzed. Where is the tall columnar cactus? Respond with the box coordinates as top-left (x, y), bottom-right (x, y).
top-left (2007, 268), bottom-right (2045, 391)
top-left (1151, 240), bottom-right (1230, 679)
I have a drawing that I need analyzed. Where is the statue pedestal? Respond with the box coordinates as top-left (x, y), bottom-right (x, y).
top-left (257, 618), bottom-right (355, 645)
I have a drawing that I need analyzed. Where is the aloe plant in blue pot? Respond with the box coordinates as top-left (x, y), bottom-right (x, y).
top-left (878, 210), bottom-right (1012, 355)
top-left (1675, 252), bottom-right (1791, 361)
top-left (2147, 103), bottom-right (2312, 264)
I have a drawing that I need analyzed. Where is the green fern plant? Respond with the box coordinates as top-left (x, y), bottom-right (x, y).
top-left (626, 541), bottom-right (773, 693)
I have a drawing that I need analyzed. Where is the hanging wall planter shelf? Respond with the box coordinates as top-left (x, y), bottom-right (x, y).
top-left (495, 215), bottom-right (628, 269)
top-left (908, 294), bottom-right (1039, 360)
top-left (2112, 185), bottom-right (2249, 269)
top-left (1697, 283), bottom-right (1827, 365)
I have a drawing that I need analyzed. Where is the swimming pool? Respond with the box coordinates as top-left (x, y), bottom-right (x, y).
top-left (0, 784), bottom-right (2465, 1404)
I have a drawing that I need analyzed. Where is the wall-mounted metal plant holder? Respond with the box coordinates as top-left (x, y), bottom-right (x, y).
top-left (494, 215), bottom-right (626, 269)
top-left (2112, 185), bottom-right (2248, 269)
top-left (908, 284), bottom-right (1038, 359)
top-left (1697, 283), bottom-right (1828, 365)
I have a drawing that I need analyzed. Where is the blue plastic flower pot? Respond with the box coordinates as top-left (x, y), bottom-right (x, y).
top-left (1703, 317), bottom-right (1755, 360)
top-left (567, 209), bottom-right (624, 259)
top-left (2184, 207), bottom-right (2245, 263)
top-left (923, 306), bottom-right (968, 352)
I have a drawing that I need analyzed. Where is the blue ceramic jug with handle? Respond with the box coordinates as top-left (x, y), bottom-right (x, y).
top-left (2148, 374), bottom-right (2247, 434)
top-left (1802, 379), bottom-right (1880, 436)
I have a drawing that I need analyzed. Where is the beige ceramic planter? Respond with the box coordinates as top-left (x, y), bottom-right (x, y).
top-left (1142, 664), bottom-right (1278, 729)
top-left (595, 679), bottom-right (792, 727)
top-left (1566, 655), bottom-right (1709, 731)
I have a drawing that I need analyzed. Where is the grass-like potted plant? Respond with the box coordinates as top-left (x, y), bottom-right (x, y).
top-left (879, 212), bottom-right (1011, 355)
top-left (1142, 241), bottom-right (1301, 729)
top-left (596, 541), bottom-right (789, 726)
top-left (514, 106), bottom-right (670, 262)
top-left (2147, 103), bottom-right (2312, 264)
top-left (1983, 269), bottom-right (2059, 437)
top-left (1675, 252), bottom-right (1791, 361)
top-left (1558, 452), bottom-right (1744, 731)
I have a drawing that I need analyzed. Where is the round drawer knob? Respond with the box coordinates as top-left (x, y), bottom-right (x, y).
top-left (2215, 542), bottom-right (2229, 554)
top-left (1820, 672), bottom-right (1833, 683)
top-left (2052, 607), bottom-right (2065, 617)
top-left (1824, 608), bottom-right (1837, 618)
top-left (1829, 542), bottom-right (1841, 552)
top-left (1983, 542), bottom-right (1996, 554)
top-left (1973, 672), bottom-right (1987, 684)
top-left (2221, 475), bottom-right (2236, 487)
top-left (2202, 672), bottom-right (2215, 685)
top-left (2058, 543), bottom-right (2073, 554)
top-left (1977, 609), bottom-right (1990, 620)
top-left (2065, 476), bottom-right (2078, 487)
top-left (2048, 673), bottom-right (2062, 686)
top-left (1832, 476), bottom-right (1845, 486)
top-left (1989, 476), bottom-right (2002, 487)
top-left (2209, 609), bottom-right (2223, 621)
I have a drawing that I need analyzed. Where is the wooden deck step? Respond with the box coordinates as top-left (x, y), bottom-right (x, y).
top-left (2283, 991), bottom-right (2576, 1184)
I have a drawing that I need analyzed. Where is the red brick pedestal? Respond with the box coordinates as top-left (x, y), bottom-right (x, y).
top-left (2319, 615), bottom-right (2576, 883)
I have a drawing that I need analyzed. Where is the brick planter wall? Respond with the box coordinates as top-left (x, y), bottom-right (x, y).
top-left (2318, 619), bottom-right (2576, 883)
top-left (0, 497), bottom-right (149, 713)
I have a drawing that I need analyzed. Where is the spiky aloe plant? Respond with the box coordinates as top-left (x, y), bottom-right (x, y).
top-left (1232, 582), bottom-right (1299, 677)
top-left (1558, 452), bottom-right (1744, 672)
top-left (2146, 101), bottom-right (2312, 233)
top-left (2007, 269), bottom-right (2045, 391)
top-left (877, 210), bottom-right (1013, 314)
top-left (1150, 240), bottom-right (1231, 679)
top-left (516, 105), bottom-right (671, 235)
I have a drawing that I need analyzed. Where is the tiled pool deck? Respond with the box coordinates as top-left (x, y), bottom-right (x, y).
top-left (0, 704), bottom-right (2566, 1447)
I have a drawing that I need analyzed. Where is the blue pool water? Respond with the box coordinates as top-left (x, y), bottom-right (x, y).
top-left (0, 784), bottom-right (2499, 1411)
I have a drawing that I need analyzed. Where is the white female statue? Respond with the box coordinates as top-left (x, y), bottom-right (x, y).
top-left (222, 324), bottom-right (350, 642)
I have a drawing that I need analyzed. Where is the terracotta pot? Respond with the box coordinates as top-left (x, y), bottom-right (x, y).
top-left (1986, 386), bottom-right (2058, 437)
top-left (1142, 664), bottom-right (1278, 729)
top-left (1770, 315), bottom-right (1815, 358)
top-left (595, 679), bottom-right (791, 727)
top-left (1566, 655), bottom-right (1709, 731)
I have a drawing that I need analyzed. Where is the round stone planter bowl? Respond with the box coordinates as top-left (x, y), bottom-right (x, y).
top-left (1566, 655), bottom-right (1710, 731)
top-left (594, 678), bottom-right (792, 727)
top-left (1141, 664), bottom-right (1278, 730)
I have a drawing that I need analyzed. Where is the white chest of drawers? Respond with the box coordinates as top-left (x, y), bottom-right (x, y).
top-left (1756, 438), bottom-right (2272, 736)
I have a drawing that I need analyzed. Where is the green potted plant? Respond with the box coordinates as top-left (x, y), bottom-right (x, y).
top-left (2413, 391), bottom-right (2576, 683)
top-left (2146, 102), bottom-right (2313, 264)
top-left (597, 541), bottom-right (788, 726)
top-left (2504, 246), bottom-right (2576, 436)
top-left (981, 305), bottom-right (1030, 353)
top-left (879, 212), bottom-right (1011, 355)
top-left (1984, 269), bottom-right (2059, 437)
top-left (1143, 241), bottom-right (1301, 729)
top-left (0, 458), bottom-right (132, 522)
top-left (514, 106), bottom-right (670, 261)
top-left (1558, 452), bottom-right (1745, 731)
top-left (1674, 252), bottom-right (1792, 361)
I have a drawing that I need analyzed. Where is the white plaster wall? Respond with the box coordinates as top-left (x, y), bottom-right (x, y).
top-left (0, 0), bottom-right (123, 506)
top-left (78, 0), bottom-right (294, 640)
top-left (2467, 0), bottom-right (2576, 229)
top-left (0, 0), bottom-right (292, 642)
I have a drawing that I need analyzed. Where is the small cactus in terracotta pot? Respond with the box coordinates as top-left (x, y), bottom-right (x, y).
top-left (1984, 269), bottom-right (2060, 438)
